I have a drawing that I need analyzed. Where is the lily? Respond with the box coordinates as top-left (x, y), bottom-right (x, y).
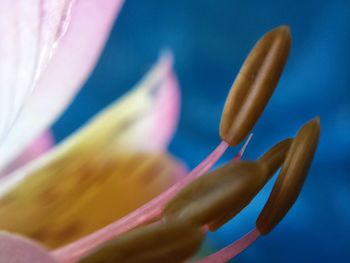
top-left (0, 0), bottom-right (183, 260)
top-left (0, 1), bottom-right (320, 263)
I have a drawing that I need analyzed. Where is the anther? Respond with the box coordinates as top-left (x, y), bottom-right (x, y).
top-left (256, 117), bottom-right (320, 234)
top-left (220, 26), bottom-right (291, 146)
top-left (209, 138), bottom-right (292, 230)
top-left (78, 220), bottom-right (204, 263)
top-left (257, 138), bottom-right (293, 175)
top-left (163, 161), bottom-right (268, 228)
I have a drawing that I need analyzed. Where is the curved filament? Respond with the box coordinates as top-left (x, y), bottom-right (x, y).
top-left (197, 228), bottom-right (260, 263)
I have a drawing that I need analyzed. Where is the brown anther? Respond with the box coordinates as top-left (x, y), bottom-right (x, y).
top-left (220, 25), bottom-right (291, 146)
top-left (256, 117), bottom-right (320, 235)
top-left (78, 220), bottom-right (204, 263)
top-left (257, 138), bottom-right (293, 175)
top-left (209, 138), bottom-right (292, 230)
top-left (163, 161), bottom-right (269, 228)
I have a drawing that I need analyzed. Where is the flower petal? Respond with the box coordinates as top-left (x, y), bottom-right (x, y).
top-left (0, 0), bottom-right (75, 145)
top-left (0, 232), bottom-right (56, 263)
top-left (0, 0), bottom-right (124, 172)
top-left (0, 131), bottom-right (54, 177)
top-left (0, 53), bottom-right (181, 188)
top-left (0, 54), bottom-right (184, 248)
top-left (103, 52), bottom-right (181, 152)
top-left (0, 152), bottom-right (185, 249)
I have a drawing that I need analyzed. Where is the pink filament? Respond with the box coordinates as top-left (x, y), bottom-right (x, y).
top-left (232, 133), bottom-right (253, 161)
top-left (197, 228), bottom-right (260, 263)
top-left (52, 140), bottom-right (229, 262)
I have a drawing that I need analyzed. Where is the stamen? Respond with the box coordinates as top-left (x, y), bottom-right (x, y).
top-left (164, 137), bottom-right (291, 231)
top-left (256, 117), bottom-right (320, 234)
top-left (232, 133), bottom-right (253, 161)
top-left (163, 161), bottom-right (268, 227)
top-left (197, 228), bottom-right (260, 263)
top-left (257, 138), bottom-right (293, 175)
top-left (208, 133), bottom-right (253, 230)
top-left (53, 25), bottom-right (293, 263)
top-left (77, 220), bottom-right (204, 263)
top-left (200, 120), bottom-right (319, 263)
top-left (220, 26), bottom-right (291, 146)
top-left (52, 140), bottom-right (230, 262)
top-left (209, 138), bottom-right (291, 231)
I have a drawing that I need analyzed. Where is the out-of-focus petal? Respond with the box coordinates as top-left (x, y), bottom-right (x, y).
top-left (0, 0), bottom-right (124, 172)
top-left (0, 52), bottom-right (179, 179)
top-left (0, 152), bottom-right (185, 249)
top-left (0, 53), bottom-right (182, 192)
top-left (0, 54), bottom-right (184, 248)
top-left (97, 52), bottom-right (180, 152)
top-left (0, 0), bottom-right (75, 146)
top-left (0, 131), bottom-right (54, 177)
top-left (0, 232), bottom-right (56, 263)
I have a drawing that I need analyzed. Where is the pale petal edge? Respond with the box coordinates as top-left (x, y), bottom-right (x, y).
top-left (0, 0), bottom-right (124, 172)
top-left (0, 131), bottom-right (54, 177)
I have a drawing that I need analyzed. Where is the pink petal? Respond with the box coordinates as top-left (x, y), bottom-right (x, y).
top-left (0, 131), bottom-right (54, 177)
top-left (0, 53), bottom-right (180, 196)
top-left (0, 232), bottom-right (56, 263)
top-left (114, 52), bottom-right (181, 152)
top-left (0, 0), bottom-right (124, 172)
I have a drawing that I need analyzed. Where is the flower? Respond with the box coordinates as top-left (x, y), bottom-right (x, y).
top-left (0, 0), bottom-right (184, 261)
top-left (0, 1), bottom-right (320, 263)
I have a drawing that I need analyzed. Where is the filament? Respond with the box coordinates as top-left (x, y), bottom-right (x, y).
top-left (197, 228), bottom-right (260, 263)
top-left (233, 133), bottom-right (253, 161)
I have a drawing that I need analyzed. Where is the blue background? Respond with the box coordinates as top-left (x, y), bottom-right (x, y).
top-left (53, 0), bottom-right (350, 262)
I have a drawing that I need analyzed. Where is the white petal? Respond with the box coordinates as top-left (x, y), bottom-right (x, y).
top-left (0, 0), bottom-right (124, 172)
top-left (0, 0), bottom-right (74, 143)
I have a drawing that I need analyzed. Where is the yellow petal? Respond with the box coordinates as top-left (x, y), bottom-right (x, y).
top-left (0, 54), bottom-right (184, 248)
top-left (0, 152), bottom-right (184, 248)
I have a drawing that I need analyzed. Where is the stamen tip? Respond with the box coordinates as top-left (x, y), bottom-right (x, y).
top-left (219, 25), bottom-right (291, 146)
top-left (256, 118), bottom-right (320, 234)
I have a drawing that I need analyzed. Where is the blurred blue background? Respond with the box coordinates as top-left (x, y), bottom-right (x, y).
top-left (53, 0), bottom-right (350, 262)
